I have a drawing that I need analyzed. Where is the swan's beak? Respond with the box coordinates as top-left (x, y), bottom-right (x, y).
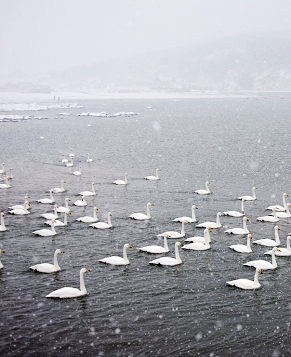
top-left (1, 213), bottom-right (4, 217)
top-left (0, 250), bottom-right (4, 253)
top-left (67, 211), bottom-right (71, 215)
top-left (258, 269), bottom-right (263, 274)
top-left (128, 244), bottom-right (132, 248)
top-left (85, 268), bottom-right (90, 273)
top-left (60, 250), bottom-right (65, 253)
top-left (249, 235), bottom-right (252, 239)
top-left (178, 242), bottom-right (183, 247)
top-left (276, 248), bottom-right (281, 252)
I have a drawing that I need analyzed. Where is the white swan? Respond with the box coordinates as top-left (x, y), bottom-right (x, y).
top-left (229, 234), bottom-right (252, 253)
top-left (182, 230), bottom-right (211, 251)
top-left (266, 193), bottom-right (289, 212)
top-left (185, 227), bottom-right (212, 243)
top-left (0, 213), bottom-right (7, 231)
top-left (73, 164), bottom-right (82, 176)
top-left (76, 207), bottom-right (99, 223)
top-left (173, 205), bottom-right (198, 223)
top-left (274, 203), bottom-right (291, 218)
top-left (30, 249), bottom-right (64, 273)
top-left (37, 189), bottom-right (55, 204)
top-left (86, 153), bottom-right (93, 163)
top-left (225, 216), bottom-right (249, 234)
top-left (32, 220), bottom-right (57, 237)
top-left (257, 207), bottom-right (279, 222)
top-left (52, 180), bottom-right (66, 193)
top-left (129, 202), bottom-right (154, 220)
top-left (61, 154), bottom-right (68, 163)
top-left (238, 187), bottom-right (257, 201)
top-left (157, 221), bottom-right (188, 238)
top-left (9, 201), bottom-right (30, 215)
top-left (66, 157), bottom-right (74, 167)
top-left (45, 211), bottom-right (70, 227)
top-left (138, 235), bottom-right (170, 253)
top-left (0, 249), bottom-right (4, 269)
top-left (113, 173), bottom-right (128, 185)
top-left (99, 244), bottom-right (132, 265)
top-left (90, 212), bottom-right (112, 229)
top-left (265, 236), bottom-right (291, 256)
top-left (223, 199), bottom-right (246, 217)
top-left (0, 163), bottom-right (5, 174)
top-left (195, 181), bottom-right (211, 195)
top-left (69, 149), bottom-right (74, 158)
top-left (196, 212), bottom-right (224, 228)
top-left (74, 196), bottom-right (87, 207)
top-left (9, 195), bottom-right (31, 210)
top-left (144, 168), bottom-right (160, 180)
top-left (57, 198), bottom-right (71, 213)
top-left (253, 226), bottom-right (280, 247)
top-left (46, 268), bottom-right (90, 298)
top-left (149, 242), bottom-right (183, 266)
top-left (0, 176), bottom-right (11, 189)
top-left (243, 247), bottom-right (280, 270)
top-left (41, 204), bottom-right (59, 220)
top-left (226, 268), bottom-right (263, 290)
top-left (78, 182), bottom-right (96, 196)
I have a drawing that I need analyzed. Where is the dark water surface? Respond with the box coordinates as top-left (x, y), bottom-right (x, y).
top-left (1, 96), bottom-right (291, 356)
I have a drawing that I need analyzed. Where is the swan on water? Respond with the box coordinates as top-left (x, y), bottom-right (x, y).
top-left (32, 220), bottom-right (57, 237)
top-left (0, 163), bottom-right (5, 174)
top-left (45, 211), bottom-right (70, 227)
top-left (243, 247), bottom-right (281, 270)
top-left (66, 157), bottom-right (74, 167)
top-left (74, 196), bottom-right (87, 207)
top-left (0, 249), bottom-right (4, 269)
top-left (257, 207), bottom-right (279, 222)
top-left (46, 268), bottom-right (90, 298)
top-left (185, 227), bottom-right (212, 243)
top-left (129, 202), bottom-right (154, 220)
top-left (144, 168), bottom-right (160, 180)
top-left (173, 205), bottom-right (198, 223)
top-left (223, 199), bottom-right (246, 217)
top-left (157, 220), bottom-right (188, 238)
top-left (229, 234), bottom-right (252, 253)
top-left (266, 193), bottom-right (289, 212)
top-left (265, 235), bottom-right (291, 256)
top-left (253, 226), bottom-right (280, 247)
top-left (30, 249), bottom-right (64, 273)
top-left (0, 213), bottom-right (7, 231)
top-left (138, 234), bottom-right (170, 253)
top-left (37, 189), bottom-right (55, 204)
top-left (195, 181), bottom-right (211, 195)
top-left (9, 195), bottom-right (30, 210)
top-left (238, 187), bottom-right (257, 201)
top-left (78, 182), bottom-right (96, 196)
top-left (76, 207), bottom-right (99, 223)
top-left (86, 153), bottom-right (93, 163)
top-left (90, 212), bottom-right (112, 229)
top-left (52, 180), bottom-right (66, 193)
top-left (196, 212), bottom-right (224, 228)
top-left (182, 229), bottom-right (211, 250)
top-left (99, 244), bottom-right (132, 265)
top-left (149, 242), bottom-right (183, 266)
top-left (226, 268), bottom-right (263, 290)
top-left (225, 216), bottom-right (249, 234)
top-left (41, 204), bottom-right (59, 220)
top-left (69, 149), bottom-right (74, 158)
top-left (273, 203), bottom-right (291, 218)
top-left (0, 176), bottom-right (11, 189)
top-left (113, 173), bottom-right (128, 185)
top-left (73, 164), bottom-right (82, 176)
top-left (62, 155), bottom-right (68, 163)
top-left (9, 201), bottom-right (30, 215)
top-left (57, 198), bottom-right (71, 213)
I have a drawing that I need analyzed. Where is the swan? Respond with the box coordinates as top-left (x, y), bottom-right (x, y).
top-left (52, 180), bottom-right (66, 193)
top-left (253, 226), bottom-right (280, 247)
top-left (195, 181), bottom-right (211, 195)
top-left (78, 182), bottom-right (96, 196)
top-left (73, 164), bottom-right (82, 176)
top-left (196, 212), bottom-right (224, 228)
top-left (0, 176), bottom-right (11, 189)
top-left (157, 221), bottom-right (188, 238)
top-left (0, 249), bottom-right (4, 269)
top-left (144, 168), bottom-right (160, 180)
top-left (185, 227), bottom-right (212, 243)
top-left (223, 199), bottom-right (246, 217)
top-left (86, 153), bottom-right (93, 162)
top-left (0, 213), bottom-right (7, 231)
top-left (173, 205), bottom-right (198, 223)
top-left (149, 242), bottom-right (183, 266)
top-left (32, 220), bottom-right (57, 237)
top-left (30, 249), bottom-right (64, 273)
top-left (0, 163), bottom-right (5, 174)
top-left (9, 201), bottom-right (30, 215)
top-left (257, 207), bottom-right (279, 222)
top-left (129, 202), bottom-right (154, 220)
top-left (76, 207), bottom-right (99, 223)
top-left (9, 195), bottom-right (31, 210)
top-left (99, 244), bottom-right (132, 265)
top-left (266, 193), bottom-right (289, 212)
top-left (229, 234), bottom-right (252, 253)
top-left (37, 189), bottom-right (55, 204)
top-left (138, 235), bottom-right (170, 253)
top-left (66, 157), bottom-right (74, 167)
top-left (238, 187), bottom-right (257, 201)
top-left (62, 154), bottom-right (68, 163)
top-left (46, 268), bottom-right (90, 298)
top-left (74, 196), bottom-right (87, 207)
top-left (69, 149), bottom-right (74, 158)
top-left (225, 216), bottom-right (249, 234)
top-left (90, 212), bottom-right (112, 229)
top-left (41, 204), bottom-right (59, 220)
top-left (226, 268), bottom-right (263, 290)
top-left (45, 211), bottom-right (70, 227)
top-left (265, 236), bottom-right (291, 256)
top-left (113, 173), bottom-right (128, 185)
top-left (182, 230), bottom-right (211, 251)
top-left (57, 198), bottom-right (71, 213)
top-left (273, 203), bottom-right (291, 218)
top-left (243, 247), bottom-right (280, 270)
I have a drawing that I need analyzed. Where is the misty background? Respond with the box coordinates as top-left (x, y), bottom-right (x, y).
top-left (0, 0), bottom-right (291, 93)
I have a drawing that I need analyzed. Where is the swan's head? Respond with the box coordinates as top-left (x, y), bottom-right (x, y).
top-left (94, 207), bottom-right (98, 211)
top-left (125, 173), bottom-right (128, 176)
top-left (284, 193), bottom-right (289, 197)
top-left (148, 202), bottom-right (154, 207)
top-left (274, 248), bottom-right (281, 252)
top-left (58, 249), bottom-right (65, 254)
top-left (206, 181), bottom-right (210, 184)
top-left (253, 187), bottom-right (257, 190)
top-left (192, 205), bottom-right (198, 209)
top-left (25, 195), bottom-right (31, 199)
top-left (92, 182), bottom-right (95, 185)
top-left (207, 227), bottom-right (212, 233)
top-left (275, 226), bottom-right (280, 231)
top-left (109, 212), bottom-right (112, 216)
top-left (81, 268), bottom-right (90, 273)
top-left (247, 234), bottom-right (252, 239)
top-left (219, 212), bottom-right (224, 216)
top-left (176, 242), bottom-right (183, 247)
top-left (81, 196), bottom-right (85, 201)
top-left (126, 244), bottom-right (132, 249)
top-left (67, 211), bottom-right (71, 215)
top-left (185, 220), bottom-right (189, 223)
top-left (1, 213), bottom-right (4, 217)
top-left (243, 217), bottom-right (249, 221)
top-left (0, 250), bottom-right (4, 253)
top-left (66, 198), bottom-right (71, 202)
top-left (62, 180), bottom-right (66, 183)
top-left (257, 269), bottom-right (263, 274)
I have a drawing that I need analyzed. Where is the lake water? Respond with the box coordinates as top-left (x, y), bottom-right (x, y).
top-left (1, 94), bottom-right (291, 356)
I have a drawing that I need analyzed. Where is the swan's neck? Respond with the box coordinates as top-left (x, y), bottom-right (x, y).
top-left (123, 245), bottom-right (129, 264)
top-left (286, 205), bottom-right (291, 216)
top-left (274, 229), bottom-right (280, 245)
top-left (163, 236), bottom-right (169, 251)
top-left (53, 251), bottom-right (60, 270)
top-left (0, 260), bottom-right (3, 269)
top-left (92, 184), bottom-right (96, 194)
top-left (64, 212), bottom-right (68, 225)
top-left (287, 237), bottom-right (291, 251)
top-left (254, 270), bottom-right (260, 286)
top-left (243, 219), bottom-right (248, 231)
top-left (180, 221), bottom-right (185, 235)
top-left (24, 203), bottom-right (29, 213)
top-left (241, 200), bottom-right (245, 214)
top-left (0, 215), bottom-right (5, 229)
top-left (252, 188), bottom-right (256, 199)
top-left (65, 200), bottom-right (70, 210)
top-left (49, 190), bottom-right (54, 201)
top-left (204, 232), bottom-right (210, 248)
top-left (273, 210), bottom-right (278, 219)
top-left (54, 207), bottom-right (59, 218)
top-left (107, 214), bottom-right (112, 227)
top-left (124, 175), bottom-right (128, 184)
top-left (247, 236), bottom-right (251, 249)
top-left (216, 214), bottom-right (221, 225)
top-left (271, 251), bottom-right (277, 268)
top-left (61, 181), bottom-right (64, 190)
top-left (155, 169), bottom-right (159, 179)
top-left (93, 209), bottom-right (98, 220)
top-left (51, 221), bottom-right (56, 234)
top-left (146, 204), bottom-right (151, 218)
top-left (191, 207), bottom-right (196, 221)
top-left (204, 229), bottom-right (211, 243)
top-left (205, 182), bottom-right (210, 192)
top-left (80, 270), bottom-right (87, 294)
top-left (283, 194), bottom-right (287, 210)
top-left (174, 244), bottom-right (182, 263)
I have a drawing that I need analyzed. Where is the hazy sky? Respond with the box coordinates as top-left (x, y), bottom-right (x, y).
top-left (0, 0), bottom-right (291, 76)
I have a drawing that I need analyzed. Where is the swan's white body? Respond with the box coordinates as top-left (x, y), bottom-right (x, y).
top-left (238, 187), bottom-right (257, 201)
top-left (225, 216), bottom-right (249, 234)
top-left (226, 268), bottom-right (263, 290)
top-left (37, 189), bottom-right (55, 204)
top-left (243, 248), bottom-right (280, 270)
top-left (265, 236), bottom-right (291, 256)
top-left (138, 235), bottom-right (169, 253)
top-left (196, 212), bottom-right (223, 228)
top-left (74, 196), bottom-right (87, 207)
top-left (32, 220), bottom-right (57, 237)
top-left (223, 199), bottom-right (246, 217)
top-left (73, 164), bottom-right (82, 176)
top-left (30, 249), bottom-right (64, 273)
top-left (266, 193), bottom-right (289, 212)
top-left (257, 208), bottom-right (279, 222)
top-left (76, 207), bottom-right (98, 223)
top-left (78, 182), bottom-right (96, 196)
top-left (0, 163), bottom-right (5, 174)
top-left (66, 157), bottom-right (74, 167)
top-left (229, 234), bottom-right (252, 253)
top-left (9, 195), bottom-right (30, 210)
top-left (9, 202), bottom-right (30, 215)
top-left (173, 205), bottom-right (197, 223)
top-left (195, 181), bottom-right (211, 195)
top-left (90, 212), bottom-right (112, 229)
top-left (273, 203), bottom-right (291, 218)
top-left (86, 153), bottom-right (93, 163)
top-left (144, 168), bottom-right (160, 180)
top-left (157, 221), bottom-right (188, 238)
top-left (129, 202), bottom-right (154, 220)
top-left (99, 244), bottom-right (131, 265)
top-left (0, 177), bottom-right (11, 189)
top-left (45, 211), bottom-right (70, 227)
top-left (0, 213), bottom-right (7, 231)
top-left (41, 204), bottom-right (59, 220)
top-left (56, 198), bottom-right (71, 213)
top-left (253, 226), bottom-right (280, 247)
top-left (0, 250), bottom-right (4, 269)
top-left (113, 173), bottom-right (128, 185)
top-left (46, 268), bottom-right (90, 298)
top-left (62, 155), bottom-right (68, 163)
top-left (182, 230), bottom-right (211, 251)
top-left (149, 242), bottom-right (183, 266)
top-left (52, 180), bottom-right (66, 193)
top-left (185, 228), bottom-right (212, 243)
top-left (69, 150), bottom-right (74, 158)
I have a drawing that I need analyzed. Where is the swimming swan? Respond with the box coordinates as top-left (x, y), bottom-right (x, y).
top-left (45, 211), bottom-right (70, 227)
top-left (74, 196), bottom-right (87, 207)
top-left (73, 164), bottom-right (82, 176)
top-left (62, 155), bottom-right (68, 163)
top-left (265, 236), bottom-right (291, 256)
top-left (0, 213), bottom-right (7, 231)
top-left (225, 216), bottom-right (249, 234)
top-left (243, 247), bottom-right (280, 270)
top-left (9, 201), bottom-right (30, 215)
top-left (157, 221), bottom-right (188, 238)
top-left (57, 198), bottom-right (71, 213)
top-left (149, 242), bottom-right (183, 266)
top-left (86, 153), bottom-right (93, 162)
top-left (66, 157), bottom-right (74, 167)
top-left (129, 202), bottom-right (154, 220)
top-left (226, 268), bottom-right (263, 290)
top-left (99, 244), bottom-right (132, 265)
top-left (257, 207), bottom-right (279, 222)
top-left (185, 227), bottom-right (212, 243)
top-left (229, 234), bottom-right (252, 253)
top-left (196, 212), bottom-right (224, 228)
top-left (90, 212), bottom-right (112, 229)
top-left (253, 226), bottom-right (280, 247)
top-left (37, 189), bottom-right (55, 204)
top-left (223, 199), bottom-right (246, 217)
top-left (266, 192), bottom-right (288, 212)
top-left (274, 203), bottom-right (291, 218)
top-left (41, 204), bottom-right (59, 220)
top-left (52, 180), bottom-right (66, 193)
top-left (238, 187), bottom-right (257, 201)
top-left (32, 220), bottom-right (57, 237)
top-left (78, 182), bottom-right (96, 196)
top-left (144, 168), bottom-right (160, 180)
top-left (182, 230), bottom-right (211, 251)
top-left (173, 205), bottom-right (198, 223)
top-left (76, 207), bottom-right (98, 223)
top-left (9, 195), bottom-right (30, 210)
top-left (30, 249), bottom-right (64, 273)
top-left (0, 177), bottom-right (11, 189)
top-left (113, 173), bottom-right (128, 185)
top-left (0, 249), bottom-right (4, 269)
top-left (195, 181), bottom-right (211, 195)
top-left (138, 235), bottom-right (170, 253)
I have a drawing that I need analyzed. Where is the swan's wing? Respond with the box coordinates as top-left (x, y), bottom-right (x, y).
top-left (30, 263), bottom-right (57, 273)
top-left (129, 213), bottom-right (148, 220)
top-left (227, 279), bottom-right (258, 289)
top-left (243, 260), bottom-right (274, 269)
top-left (229, 245), bottom-right (250, 253)
top-left (196, 221), bottom-right (216, 228)
top-left (149, 257), bottom-right (178, 265)
top-left (46, 287), bottom-right (83, 298)
top-left (266, 205), bottom-right (285, 211)
top-left (185, 236), bottom-right (204, 242)
top-left (173, 216), bottom-right (194, 222)
top-left (76, 216), bottom-right (96, 222)
top-left (91, 222), bottom-right (109, 229)
top-left (182, 242), bottom-right (208, 250)
top-left (138, 246), bottom-right (166, 253)
top-left (223, 211), bottom-right (244, 217)
top-left (99, 256), bottom-right (126, 265)
top-left (253, 239), bottom-right (277, 246)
